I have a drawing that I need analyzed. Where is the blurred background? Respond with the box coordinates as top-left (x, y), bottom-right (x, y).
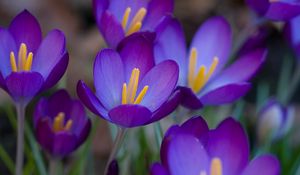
top-left (0, 0), bottom-right (299, 174)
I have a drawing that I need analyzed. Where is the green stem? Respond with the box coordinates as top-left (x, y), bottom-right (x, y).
top-left (104, 127), bottom-right (127, 175)
top-left (49, 158), bottom-right (59, 175)
top-left (282, 63), bottom-right (300, 104)
top-left (16, 103), bottom-right (26, 175)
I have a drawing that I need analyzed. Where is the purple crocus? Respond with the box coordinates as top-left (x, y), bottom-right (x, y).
top-left (245, 0), bottom-right (300, 21)
top-left (93, 0), bottom-right (173, 48)
top-left (77, 33), bottom-right (179, 128)
top-left (151, 116), bottom-right (280, 175)
top-left (34, 90), bottom-right (91, 157)
top-left (257, 99), bottom-right (294, 143)
top-left (155, 16), bottom-right (266, 109)
top-left (0, 10), bottom-right (68, 104)
top-left (284, 15), bottom-right (300, 60)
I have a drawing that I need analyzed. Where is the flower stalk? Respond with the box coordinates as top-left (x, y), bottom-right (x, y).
top-left (16, 103), bottom-right (26, 175)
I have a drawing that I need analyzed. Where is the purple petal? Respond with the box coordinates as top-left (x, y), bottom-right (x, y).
top-left (154, 16), bottom-right (187, 85)
top-left (5, 72), bottom-right (44, 103)
top-left (118, 32), bottom-right (155, 80)
top-left (190, 16), bottom-right (232, 74)
top-left (33, 98), bottom-right (47, 127)
top-left (284, 15), bottom-right (300, 59)
top-left (203, 48), bottom-right (266, 93)
top-left (179, 87), bottom-right (203, 109)
top-left (32, 29), bottom-right (66, 80)
top-left (266, 1), bottom-right (300, 21)
top-left (147, 89), bottom-right (181, 123)
top-left (41, 53), bottom-right (69, 91)
top-left (108, 0), bottom-right (149, 22)
top-left (242, 155), bottom-right (280, 175)
top-left (167, 134), bottom-right (209, 175)
top-left (200, 83), bottom-right (251, 105)
top-left (151, 163), bottom-right (169, 175)
top-left (0, 29), bottom-right (17, 77)
top-left (77, 80), bottom-right (110, 120)
top-left (139, 60), bottom-right (178, 111)
top-left (0, 73), bottom-right (7, 91)
top-left (143, 0), bottom-right (174, 30)
top-left (8, 10), bottom-right (42, 53)
top-left (98, 11), bottom-right (125, 48)
top-left (52, 132), bottom-right (77, 157)
top-left (45, 89), bottom-right (73, 118)
top-left (35, 118), bottom-right (54, 154)
top-left (76, 118), bottom-right (91, 146)
top-left (93, 49), bottom-right (124, 109)
top-left (93, 0), bottom-right (109, 22)
top-left (181, 116), bottom-right (209, 140)
top-left (205, 118), bottom-right (249, 175)
top-left (245, 0), bottom-right (270, 16)
top-left (108, 104), bottom-right (152, 127)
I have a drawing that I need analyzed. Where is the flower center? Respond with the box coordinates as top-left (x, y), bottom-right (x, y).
top-left (188, 47), bottom-right (219, 93)
top-left (121, 68), bottom-right (149, 104)
top-left (52, 112), bottom-right (73, 133)
top-left (10, 43), bottom-right (33, 72)
top-left (121, 7), bottom-right (147, 36)
top-left (200, 157), bottom-right (223, 175)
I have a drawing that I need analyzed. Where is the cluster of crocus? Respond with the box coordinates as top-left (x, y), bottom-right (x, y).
top-left (34, 90), bottom-right (91, 157)
top-left (154, 15), bottom-right (266, 109)
top-left (151, 116), bottom-right (280, 175)
top-left (257, 99), bottom-right (294, 143)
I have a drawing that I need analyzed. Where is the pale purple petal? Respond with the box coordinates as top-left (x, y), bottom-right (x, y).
top-left (93, 49), bottom-right (124, 109)
top-left (0, 29), bottom-right (17, 77)
top-left (154, 16), bottom-right (187, 85)
top-left (139, 60), bottom-right (178, 111)
top-left (108, 104), bottom-right (152, 127)
top-left (242, 155), bottom-right (280, 175)
top-left (190, 16), bottom-right (232, 75)
top-left (8, 10), bottom-right (42, 53)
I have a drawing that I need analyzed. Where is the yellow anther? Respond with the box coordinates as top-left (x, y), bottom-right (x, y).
top-left (126, 22), bottom-right (142, 36)
top-left (53, 112), bottom-right (65, 132)
top-left (188, 47), bottom-right (219, 93)
top-left (134, 85), bottom-right (149, 104)
top-left (122, 83), bottom-right (128, 104)
top-left (10, 52), bottom-right (17, 72)
top-left (121, 68), bottom-right (149, 105)
top-left (64, 120), bottom-right (73, 131)
top-left (24, 52), bottom-right (33, 71)
top-left (18, 43), bottom-right (27, 71)
top-left (122, 7), bottom-right (131, 29)
top-left (125, 7), bottom-right (147, 36)
top-left (188, 48), bottom-right (197, 88)
top-left (210, 158), bottom-right (222, 175)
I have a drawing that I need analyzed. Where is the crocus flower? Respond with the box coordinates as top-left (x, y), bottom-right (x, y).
top-left (77, 33), bottom-right (180, 128)
top-left (257, 99), bottom-right (294, 143)
top-left (151, 116), bottom-right (280, 175)
top-left (34, 90), bottom-right (91, 157)
top-left (93, 0), bottom-right (173, 48)
top-left (245, 0), bottom-right (300, 21)
top-left (284, 15), bottom-right (300, 60)
top-left (155, 16), bottom-right (266, 109)
top-left (0, 10), bottom-right (68, 104)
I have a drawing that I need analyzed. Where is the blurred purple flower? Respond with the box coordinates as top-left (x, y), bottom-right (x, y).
top-left (245, 0), bottom-right (300, 21)
top-left (0, 10), bottom-right (68, 104)
top-left (154, 16), bottom-right (267, 109)
top-left (34, 90), bottom-right (91, 157)
top-left (151, 116), bottom-right (280, 175)
top-left (77, 33), bottom-right (180, 128)
top-left (284, 15), bottom-right (300, 59)
top-left (257, 99), bottom-right (294, 143)
top-left (93, 0), bottom-right (173, 48)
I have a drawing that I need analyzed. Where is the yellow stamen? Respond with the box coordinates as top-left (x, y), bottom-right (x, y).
top-left (18, 43), bottom-right (27, 71)
top-left (205, 57), bottom-right (219, 82)
top-left (53, 112), bottom-right (65, 132)
top-left (126, 8), bottom-right (147, 35)
top-left (24, 52), bottom-right (33, 71)
top-left (188, 48), bottom-right (197, 88)
top-left (127, 68), bottom-right (138, 103)
top-left (210, 158), bottom-right (222, 175)
top-left (134, 85), bottom-right (149, 104)
top-left (10, 52), bottom-right (17, 72)
top-left (122, 7), bottom-right (131, 29)
top-left (122, 83), bottom-right (128, 104)
top-left (64, 120), bottom-right (73, 131)
top-left (130, 68), bottom-right (140, 103)
top-left (193, 66), bottom-right (206, 92)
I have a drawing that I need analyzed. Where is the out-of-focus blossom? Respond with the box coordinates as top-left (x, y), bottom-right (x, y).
top-left (155, 16), bottom-right (266, 109)
top-left (284, 15), bottom-right (300, 59)
top-left (34, 90), bottom-right (91, 157)
top-left (0, 10), bottom-right (68, 104)
top-left (257, 99), bottom-right (294, 143)
top-left (93, 0), bottom-right (173, 48)
top-left (77, 33), bottom-right (180, 128)
top-left (107, 160), bottom-right (119, 175)
top-left (245, 0), bottom-right (300, 21)
top-left (151, 116), bottom-right (280, 175)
